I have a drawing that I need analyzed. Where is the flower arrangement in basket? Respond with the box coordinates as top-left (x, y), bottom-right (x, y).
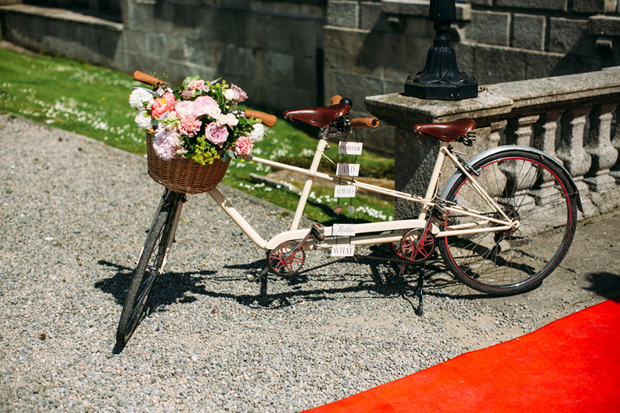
top-left (129, 75), bottom-right (266, 193)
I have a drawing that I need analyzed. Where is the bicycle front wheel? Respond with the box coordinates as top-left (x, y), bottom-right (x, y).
top-left (116, 191), bottom-right (182, 349)
top-left (438, 149), bottom-right (578, 295)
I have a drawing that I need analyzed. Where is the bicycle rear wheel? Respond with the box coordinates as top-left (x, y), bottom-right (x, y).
top-left (438, 149), bottom-right (578, 295)
top-left (116, 191), bottom-right (183, 349)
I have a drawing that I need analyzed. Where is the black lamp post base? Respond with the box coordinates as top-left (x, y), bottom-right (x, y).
top-left (403, 0), bottom-right (478, 101)
top-left (404, 74), bottom-right (478, 101)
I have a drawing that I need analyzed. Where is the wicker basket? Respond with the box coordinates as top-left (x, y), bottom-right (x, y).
top-left (146, 137), bottom-right (230, 194)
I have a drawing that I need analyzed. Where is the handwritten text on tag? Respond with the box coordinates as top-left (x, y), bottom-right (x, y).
top-left (334, 185), bottom-right (356, 198)
top-left (331, 244), bottom-right (355, 257)
top-left (332, 223), bottom-right (356, 236)
top-left (336, 163), bottom-right (360, 177)
top-left (338, 141), bottom-right (363, 155)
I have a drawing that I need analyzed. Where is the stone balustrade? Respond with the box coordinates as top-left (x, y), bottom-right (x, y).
top-left (365, 67), bottom-right (620, 219)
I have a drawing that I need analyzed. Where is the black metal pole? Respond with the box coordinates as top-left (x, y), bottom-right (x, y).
top-left (403, 0), bottom-right (478, 100)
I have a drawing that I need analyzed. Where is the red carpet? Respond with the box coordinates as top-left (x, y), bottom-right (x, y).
top-left (306, 296), bottom-right (620, 412)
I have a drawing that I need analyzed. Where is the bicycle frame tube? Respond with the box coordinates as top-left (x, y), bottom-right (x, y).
top-left (207, 136), bottom-right (516, 250)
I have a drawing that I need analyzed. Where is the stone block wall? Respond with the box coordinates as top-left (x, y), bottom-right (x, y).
top-left (121, 0), bottom-right (326, 111)
top-left (0, 0), bottom-right (326, 113)
top-left (461, 0), bottom-right (620, 85)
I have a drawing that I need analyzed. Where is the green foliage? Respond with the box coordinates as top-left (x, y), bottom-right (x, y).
top-left (0, 46), bottom-right (395, 223)
top-left (0, 47), bottom-right (145, 154)
top-left (190, 137), bottom-right (221, 165)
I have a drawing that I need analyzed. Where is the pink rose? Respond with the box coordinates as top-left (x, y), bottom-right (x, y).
top-left (193, 96), bottom-right (218, 117)
top-left (151, 92), bottom-right (176, 119)
top-left (235, 135), bottom-right (253, 157)
top-left (231, 84), bottom-right (248, 102)
top-left (205, 122), bottom-right (229, 147)
top-left (216, 113), bottom-right (239, 128)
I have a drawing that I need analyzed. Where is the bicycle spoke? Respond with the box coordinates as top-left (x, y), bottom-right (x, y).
top-left (439, 151), bottom-right (577, 295)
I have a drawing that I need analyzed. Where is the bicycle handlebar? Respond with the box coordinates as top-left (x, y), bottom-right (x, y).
top-left (330, 95), bottom-right (343, 105)
top-left (133, 71), bottom-right (165, 87)
top-left (351, 117), bottom-right (379, 129)
top-left (244, 110), bottom-right (277, 127)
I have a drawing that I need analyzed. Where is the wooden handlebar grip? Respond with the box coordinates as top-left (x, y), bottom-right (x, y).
top-left (133, 71), bottom-right (164, 86)
top-left (330, 95), bottom-right (343, 105)
top-left (351, 118), bottom-right (380, 129)
top-left (244, 110), bottom-right (277, 127)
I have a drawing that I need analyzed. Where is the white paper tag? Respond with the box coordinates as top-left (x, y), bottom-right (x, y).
top-left (338, 141), bottom-right (363, 155)
top-left (331, 244), bottom-right (355, 257)
top-left (332, 223), bottom-right (356, 236)
top-left (334, 185), bottom-right (356, 198)
top-left (336, 163), bottom-right (360, 177)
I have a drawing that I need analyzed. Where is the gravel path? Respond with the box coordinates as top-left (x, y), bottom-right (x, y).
top-left (1, 114), bottom-right (619, 411)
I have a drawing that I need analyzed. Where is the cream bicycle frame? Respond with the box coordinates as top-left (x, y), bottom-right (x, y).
top-left (206, 130), bottom-right (517, 251)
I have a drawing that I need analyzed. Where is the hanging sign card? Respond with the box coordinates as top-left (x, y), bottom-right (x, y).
top-left (332, 223), bottom-right (356, 236)
top-left (331, 244), bottom-right (355, 257)
top-left (338, 141), bottom-right (363, 155)
top-left (336, 163), bottom-right (360, 177)
top-left (334, 185), bottom-right (356, 198)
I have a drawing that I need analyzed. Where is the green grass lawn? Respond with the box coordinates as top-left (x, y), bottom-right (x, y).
top-left (0, 46), bottom-right (395, 223)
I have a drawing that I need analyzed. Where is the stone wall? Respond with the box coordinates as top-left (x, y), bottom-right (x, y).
top-left (120, 0), bottom-right (326, 111)
top-left (0, 0), bottom-right (326, 112)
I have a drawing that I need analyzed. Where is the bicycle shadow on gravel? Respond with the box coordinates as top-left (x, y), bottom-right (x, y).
top-left (95, 260), bottom-right (217, 311)
top-left (224, 252), bottom-right (472, 313)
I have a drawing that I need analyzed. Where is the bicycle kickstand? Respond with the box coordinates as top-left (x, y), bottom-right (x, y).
top-left (398, 261), bottom-right (425, 316)
top-left (246, 265), bottom-right (270, 298)
top-left (413, 264), bottom-right (425, 316)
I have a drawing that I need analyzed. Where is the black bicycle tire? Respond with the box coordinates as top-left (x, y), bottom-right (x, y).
top-left (115, 196), bottom-right (178, 349)
top-left (438, 149), bottom-right (578, 295)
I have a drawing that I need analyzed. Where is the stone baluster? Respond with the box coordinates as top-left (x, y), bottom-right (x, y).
top-left (533, 109), bottom-right (563, 158)
top-left (584, 103), bottom-right (620, 212)
top-left (611, 105), bottom-right (620, 183)
top-left (532, 110), bottom-right (565, 225)
top-left (557, 106), bottom-right (597, 216)
top-left (505, 115), bottom-right (539, 146)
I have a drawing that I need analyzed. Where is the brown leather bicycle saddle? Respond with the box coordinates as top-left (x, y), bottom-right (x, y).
top-left (414, 119), bottom-right (476, 142)
top-left (283, 103), bottom-right (351, 128)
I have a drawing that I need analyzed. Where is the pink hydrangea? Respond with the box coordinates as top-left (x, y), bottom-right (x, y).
top-left (152, 125), bottom-right (182, 160)
top-left (205, 122), bottom-right (229, 147)
top-left (235, 135), bottom-right (253, 157)
top-left (151, 92), bottom-right (176, 119)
